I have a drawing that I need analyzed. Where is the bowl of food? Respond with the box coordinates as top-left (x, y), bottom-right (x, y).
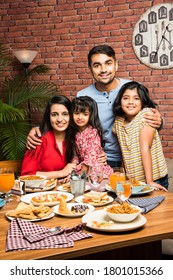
top-left (104, 202), bottom-right (142, 223)
top-left (19, 175), bottom-right (47, 188)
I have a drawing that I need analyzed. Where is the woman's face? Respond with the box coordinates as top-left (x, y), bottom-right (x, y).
top-left (121, 88), bottom-right (142, 121)
top-left (50, 104), bottom-right (70, 132)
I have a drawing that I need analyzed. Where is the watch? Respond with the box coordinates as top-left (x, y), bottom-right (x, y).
top-left (132, 3), bottom-right (173, 69)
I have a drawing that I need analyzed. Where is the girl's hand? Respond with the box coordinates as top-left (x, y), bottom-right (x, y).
top-left (143, 108), bottom-right (162, 129)
top-left (26, 127), bottom-right (42, 149)
top-left (148, 181), bottom-right (168, 192)
top-left (58, 175), bottom-right (70, 184)
top-left (97, 150), bottom-right (107, 165)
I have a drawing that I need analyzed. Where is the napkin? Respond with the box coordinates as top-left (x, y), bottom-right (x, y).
top-left (6, 218), bottom-right (93, 251)
top-left (128, 196), bottom-right (165, 213)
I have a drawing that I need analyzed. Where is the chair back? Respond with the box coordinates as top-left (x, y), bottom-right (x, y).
top-left (0, 160), bottom-right (22, 178)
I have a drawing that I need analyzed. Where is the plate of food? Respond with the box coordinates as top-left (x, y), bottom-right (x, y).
top-left (82, 209), bottom-right (147, 232)
top-left (25, 179), bottom-right (57, 193)
top-left (54, 201), bottom-right (95, 217)
top-left (131, 186), bottom-right (154, 196)
top-left (6, 202), bottom-right (54, 222)
top-left (75, 191), bottom-right (114, 206)
top-left (21, 191), bottom-right (74, 206)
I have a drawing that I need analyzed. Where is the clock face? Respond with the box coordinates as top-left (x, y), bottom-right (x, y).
top-left (132, 3), bottom-right (173, 69)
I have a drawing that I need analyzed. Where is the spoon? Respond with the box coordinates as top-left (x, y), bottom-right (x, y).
top-left (48, 226), bottom-right (61, 233)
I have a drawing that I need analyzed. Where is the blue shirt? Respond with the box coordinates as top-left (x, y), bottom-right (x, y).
top-left (77, 78), bottom-right (130, 162)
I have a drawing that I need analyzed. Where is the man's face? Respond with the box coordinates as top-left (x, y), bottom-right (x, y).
top-left (89, 53), bottom-right (118, 86)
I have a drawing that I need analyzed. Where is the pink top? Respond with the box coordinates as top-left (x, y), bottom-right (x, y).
top-left (73, 126), bottom-right (113, 177)
top-left (21, 130), bottom-right (67, 175)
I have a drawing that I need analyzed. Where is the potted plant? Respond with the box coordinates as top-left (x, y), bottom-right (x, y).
top-left (0, 43), bottom-right (59, 161)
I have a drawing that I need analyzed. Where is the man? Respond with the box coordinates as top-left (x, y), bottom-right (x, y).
top-left (26, 45), bottom-right (162, 167)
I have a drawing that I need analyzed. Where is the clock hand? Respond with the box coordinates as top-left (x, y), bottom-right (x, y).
top-left (154, 24), bottom-right (171, 56)
top-left (162, 35), bottom-right (172, 48)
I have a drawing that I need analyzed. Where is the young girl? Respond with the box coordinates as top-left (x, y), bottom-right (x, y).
top-left (71, 96), bottom-right (113, 178)
top-left (112, 81), bottom-right (168, 190)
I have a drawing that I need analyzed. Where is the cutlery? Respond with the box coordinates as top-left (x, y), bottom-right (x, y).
top-left (49, 226), bottom-right (61, 233)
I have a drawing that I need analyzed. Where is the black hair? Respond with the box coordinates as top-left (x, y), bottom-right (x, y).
top-left (88, 44), bottom-right (116, 68)
top-left (113, 81), bottom-right (157, 116)
top-left (40, 95), bottom-right (74, 163)
top-left (71, 96), bottom-right (105, 147)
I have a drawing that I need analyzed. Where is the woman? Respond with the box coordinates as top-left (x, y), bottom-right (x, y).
top-left (21, 95), bottom-right (76, 180)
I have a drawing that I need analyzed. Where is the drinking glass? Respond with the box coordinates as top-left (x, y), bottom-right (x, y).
top-left (109, 167), bottom-right (125, 190)
top-left (0, 168), bottom-right (15, 202)
top-left (88, 163), bottom-right (103, 188)
top-left (115, 173), bottom-right (132, 203)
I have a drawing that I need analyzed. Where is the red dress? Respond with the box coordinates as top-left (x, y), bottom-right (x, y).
top-left (73, 126), bottom-right (113, 178)
top-left (21, 131), bottom-right (67, 175)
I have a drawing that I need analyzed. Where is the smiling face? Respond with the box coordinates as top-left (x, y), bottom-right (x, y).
top-left (121, 88), bottom-right (142, 122)
top-left (89, 53), bottom-right (118, 88)
top-left (73, 108), bottom-right (90, 132)
top-left (50, 104), bottom-right (70, 133)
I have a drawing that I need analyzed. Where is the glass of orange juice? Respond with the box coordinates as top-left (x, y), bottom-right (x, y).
top-left (0, 168), bottom-right (15, 201)
top-left (109, 167), bottom-right (125, 190)
top-left (115, 173), bottom-right (132, 202)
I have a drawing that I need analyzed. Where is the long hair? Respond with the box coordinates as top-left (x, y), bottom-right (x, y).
top-left (40, 95), bottom-right (74, 163)
top-left (71, 96), bottom-right (105, 147)
top-left (113, 81), bottom-right (157, 116)
top-left (88, 44), bottom-right (116, 68)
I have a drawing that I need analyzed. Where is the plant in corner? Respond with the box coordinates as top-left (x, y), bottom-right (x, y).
top-left (0, 43), bottom-right (59, 160)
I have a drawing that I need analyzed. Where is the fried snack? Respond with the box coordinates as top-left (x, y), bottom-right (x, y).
top-left (6, 202), bottom-right (53, 220)
top-left (58, 197), bottom-right (71, 214)
top-left (131, 178), bottom-right (141, 186)
top-left (92, 220), bottom-right (114, 228)
top-left (106, 202), bottom-right (139, 214)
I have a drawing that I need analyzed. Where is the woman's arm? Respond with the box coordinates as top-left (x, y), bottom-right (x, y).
top-left (36, 163), bottom-right (76, 180)
top-left (140, 125), bottom-right (167, 191)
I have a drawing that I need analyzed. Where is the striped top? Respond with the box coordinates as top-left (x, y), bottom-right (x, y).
top-left (112, 108), bottom-right (168, 182)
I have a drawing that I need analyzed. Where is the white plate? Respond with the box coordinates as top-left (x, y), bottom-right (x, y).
top-left (57, 183), bottom-right (91, 193)
top-left (131, 186), bottom-right (154, 196)
top-left (105, 183), bottom-right (154, 196)
top-left (75, 195), bottom-right (114, 206)
top-left (21, 191), bottom-right (74, 206)
top-left (25, 179), bottom-right (57, 193)
top-left (53, 203), bottom-right (95, 217)
top-left (82, 210), bottom-right (147, 232)
top-left (6, 211), bottom-right (55, 222)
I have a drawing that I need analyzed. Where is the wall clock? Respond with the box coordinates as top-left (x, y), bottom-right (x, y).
top-left (132, 3), bottom-right (173, 69)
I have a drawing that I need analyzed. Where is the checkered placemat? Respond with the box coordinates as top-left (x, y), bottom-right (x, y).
top-left (6, 218), bottom-right (93, 251)
top-left (128, 196), bottom-right (165, 213)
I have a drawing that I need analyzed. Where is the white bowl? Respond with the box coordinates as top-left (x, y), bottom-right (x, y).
top-left (105, 204), bottom-right (142, 223)
top-left (18, 175), bottom-right (47, 188)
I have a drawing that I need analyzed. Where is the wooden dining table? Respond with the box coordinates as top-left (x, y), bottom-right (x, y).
top-left (0, 187), bottom-right (173, 260)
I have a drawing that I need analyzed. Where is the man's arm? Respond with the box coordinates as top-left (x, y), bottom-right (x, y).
top-left (143, 108), bottom-right (163, 129)
top-left (26, 127), bottom-right (42, 149)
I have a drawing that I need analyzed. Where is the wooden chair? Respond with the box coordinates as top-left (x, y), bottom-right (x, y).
top-left (0, 160), bottom-right (22, 177)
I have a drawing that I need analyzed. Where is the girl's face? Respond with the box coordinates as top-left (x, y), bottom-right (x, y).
top-left (50, 104), bottom-right (70, 133)
top-left (73, 108), bottom-right (90, 131)
top-left (121, 88), bottom-right (142, 121)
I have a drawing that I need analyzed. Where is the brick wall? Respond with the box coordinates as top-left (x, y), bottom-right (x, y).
top-left (0, 0), bottom-right (173, 158)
